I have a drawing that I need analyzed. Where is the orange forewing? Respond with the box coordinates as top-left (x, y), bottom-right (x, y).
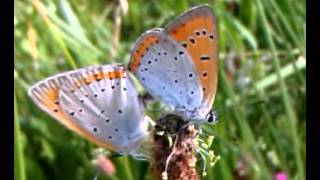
top-left (165, 5), bottom-right (218, 108)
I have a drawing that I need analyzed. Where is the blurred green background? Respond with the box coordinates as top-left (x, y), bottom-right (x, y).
top-left (14, 0), bottom-right (306, 179)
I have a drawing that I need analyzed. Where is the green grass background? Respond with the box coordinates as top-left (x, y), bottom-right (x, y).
top-left (14, 0), bottom-right (306, 179)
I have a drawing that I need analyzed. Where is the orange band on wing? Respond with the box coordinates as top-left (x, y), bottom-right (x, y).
top-left (128, 35), bottom-right (159, 72)
top-left (168, 16), bottom-right (214, 42)
top-left (81, 69), bottom-right (125, 84)
top-left (28, 66), bottom-right (127, 152)
top-left (30, 81), bottom-right (119, 151)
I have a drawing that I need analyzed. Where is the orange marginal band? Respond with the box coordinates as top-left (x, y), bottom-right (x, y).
top-left (165, 5), bottom-right (218, 107)
top-left (128, 34), bottom-right (159, 73)
top-left (30, 68), bottom-right (126, 151)
top-left (82, 68), bottom-right (125, 84)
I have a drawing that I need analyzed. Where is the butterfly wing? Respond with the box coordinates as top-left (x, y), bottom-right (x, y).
top-left (164, 5), bottom-right (218, 118)
top-left (128, 29), bottom-right (203, 119)
top-left (28, 64), bottom-right (147, 153)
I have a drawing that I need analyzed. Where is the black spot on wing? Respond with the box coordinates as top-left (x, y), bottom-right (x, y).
top-left (200, 55), bottom-right (210, 61)
top-left (189, 37), bottom-right (196, 44)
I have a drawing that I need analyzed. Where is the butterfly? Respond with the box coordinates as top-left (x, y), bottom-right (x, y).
top-left (128, 5), bottom-right (218, 122)
top-left (28, 64), bottom-right (149, 156)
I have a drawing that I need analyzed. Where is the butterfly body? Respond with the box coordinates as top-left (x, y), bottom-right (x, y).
top-left (128, 5), bottom-right (218, 122)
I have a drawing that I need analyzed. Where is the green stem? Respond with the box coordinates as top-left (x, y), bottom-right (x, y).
top-left (262, 0), bottom-right (305, 84)
top-left (49, 24), bottom-right (78, 69)
top-left (223, 57), bottom-right (305, 108)
top-left (30, 0), bottom-right (78, 69)
top-left (123, 157), bottom-right (134, 180)
top-left (216, 142), bottom-right (233, 180)
top-left (14, 87), bottom-right (27, 180)
top-left (219, 60), bottom-right (270, 179)
top-left (265, 0), bottom-right (303, 52)
top-left (254, 87), bottom-right (290, 176)
top-left (114, 157), bottom-right (134, 180)
top-left (256, 1), bottom-right (305, 179)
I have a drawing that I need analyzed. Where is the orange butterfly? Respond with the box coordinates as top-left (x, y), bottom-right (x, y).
top-left (128, 5), bottom-right (218, 122)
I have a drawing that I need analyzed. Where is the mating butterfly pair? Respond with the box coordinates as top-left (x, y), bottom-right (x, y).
top-left (28, 5), bottom-right (217, 156)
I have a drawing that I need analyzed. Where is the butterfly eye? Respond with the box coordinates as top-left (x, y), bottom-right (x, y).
top-left (207, 110), bottom-right (217, 123)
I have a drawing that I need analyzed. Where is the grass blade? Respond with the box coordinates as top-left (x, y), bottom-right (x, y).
top-left (256, 1), bottom-right (305, 179)
top-left (14, 85), bottom-right (27, 180)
